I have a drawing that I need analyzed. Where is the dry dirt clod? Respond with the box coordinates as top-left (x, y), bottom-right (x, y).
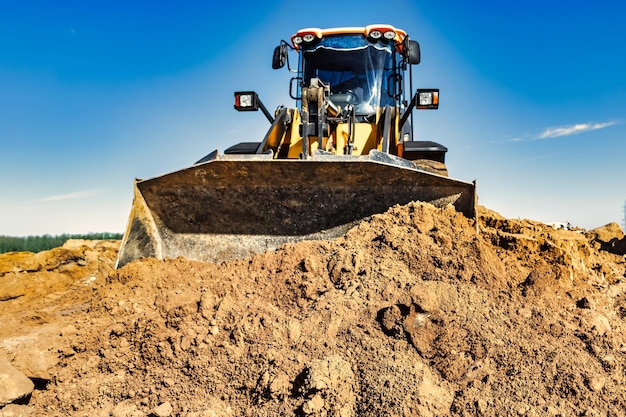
top-left (0, 354), bottom-right (34, 407)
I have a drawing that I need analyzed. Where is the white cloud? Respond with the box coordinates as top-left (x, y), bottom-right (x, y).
top-left (512, 121), bottom-right (618, 142)
top-left (36, 189), bottom-right (100, 203)
top-left (538, 121), bottom-right (617, 139)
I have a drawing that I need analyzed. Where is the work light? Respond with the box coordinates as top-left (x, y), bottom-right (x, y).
top-left (234, 91), bottom-right (259, 111)
top-left (369, 30), bottom-right (382, 39)
top-left (415, 89), bottom-right (439, 109)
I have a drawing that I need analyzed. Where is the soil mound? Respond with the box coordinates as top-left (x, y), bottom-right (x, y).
top-left (1, 203), bottom-right (625, 416)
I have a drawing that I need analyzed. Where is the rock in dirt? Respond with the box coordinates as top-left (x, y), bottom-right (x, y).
top-left (0, 354), bottom-right (34, 407)
top-left (587, 222), bottom-right (626, 255)
top-left (110, 399), bottom-right (143, 417)
top-left (296, 355), bottom-right (356, 416)
top-left (152, 402), bottom-right (173, 417)
top-left (0, 404), bottom-right (34, 417)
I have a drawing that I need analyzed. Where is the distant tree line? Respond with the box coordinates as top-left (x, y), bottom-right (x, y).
top-left (0, 233), bottom-right (122, 254)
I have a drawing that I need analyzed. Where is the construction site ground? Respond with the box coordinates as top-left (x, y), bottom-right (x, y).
top-left (1, 202), bottom-right (625, 416)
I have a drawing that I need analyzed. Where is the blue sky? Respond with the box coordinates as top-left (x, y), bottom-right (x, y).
top-left (1, 0), bottom-right (625, 236)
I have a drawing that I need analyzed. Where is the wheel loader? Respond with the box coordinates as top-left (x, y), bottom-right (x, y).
top-left (115, 24), bottom-right (476, 268)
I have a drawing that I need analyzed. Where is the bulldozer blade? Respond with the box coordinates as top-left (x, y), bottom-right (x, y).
top-left (115, 150), bottom-right (476, 268)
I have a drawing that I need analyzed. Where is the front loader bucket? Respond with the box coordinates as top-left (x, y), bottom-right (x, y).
top-left (115, 150), bottom-right (476, 268)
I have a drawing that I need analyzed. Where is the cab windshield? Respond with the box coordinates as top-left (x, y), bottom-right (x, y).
top-left (301, 35), bottom-right (396, 115)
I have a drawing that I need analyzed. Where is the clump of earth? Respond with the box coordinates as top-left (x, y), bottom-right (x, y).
top-left (1, 202), bottom-right (625, 416)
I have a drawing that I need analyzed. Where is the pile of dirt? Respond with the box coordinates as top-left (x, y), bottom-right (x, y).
top-left (1, 203), bottom-right (625, 416)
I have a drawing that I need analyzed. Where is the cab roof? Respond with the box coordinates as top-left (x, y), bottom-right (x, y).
top-left (290, 24), bottom-right (409, 53)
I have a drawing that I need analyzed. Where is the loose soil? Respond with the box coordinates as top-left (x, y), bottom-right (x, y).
top-left (1, 202), bottom-right (625, 416)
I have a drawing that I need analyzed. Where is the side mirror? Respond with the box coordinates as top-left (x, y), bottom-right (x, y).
top-left (272, 44), bottom-right (288, 69)
top-left (405, 39), bottom-right (421, 65)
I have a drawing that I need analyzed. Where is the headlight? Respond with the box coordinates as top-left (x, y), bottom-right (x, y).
top-left (365, 25), bottom-right (404, 43)
top-left (369, 30), bottom-right (382, 39)
top-left (291, 28), bottom-right (322, 48)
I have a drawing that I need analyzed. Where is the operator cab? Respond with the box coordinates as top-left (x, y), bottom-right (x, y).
top-left (232, 25), bottom-right (440, 161)
top-left (300, 33), bottom-right (396, 117)
top-left (283, 25), bottom-right (420, 121)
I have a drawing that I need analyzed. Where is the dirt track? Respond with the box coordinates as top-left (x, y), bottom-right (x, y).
top-left (1, 202), bottom-right (625, 416)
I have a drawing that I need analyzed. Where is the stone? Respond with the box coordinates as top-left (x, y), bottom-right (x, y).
top-left (302, 394), bottom-right (325, 414)
top-left (587, 223), bottom-right (626, 255)
top-left (587, 223), bottom-right (624, 242)
top-left (0, 404), bottom-right (34, 416)
top-left (0, 354), bottom-right (34, 407)
top-left (110, 400), bottom-right (144, 417)
top-left (153, 402), bottom-right (173, 417)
